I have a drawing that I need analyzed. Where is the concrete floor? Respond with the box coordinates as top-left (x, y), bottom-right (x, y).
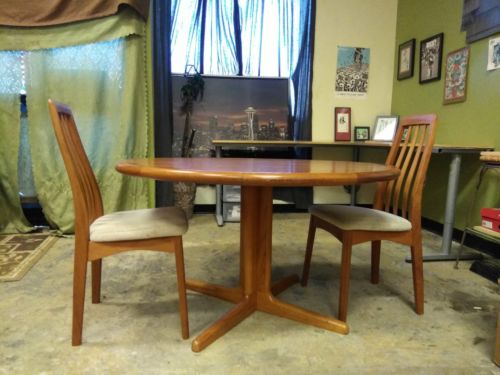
top-left (1, 213), bottom-right (499, 374)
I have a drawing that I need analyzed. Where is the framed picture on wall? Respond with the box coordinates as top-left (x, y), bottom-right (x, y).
top-left (354, 126), bottom-right (370, 141)
top-left (372, 116), bottom-right (399, 141)
top-left (487, 36), bottom-right (500, 71)
top-left (334, 107), bottom-right (351, 141)
top-left (397, 38), bottom-right (416, 80)
top-left (419, 33), bottom-right (444, 84)
top-left (443, 47), bottom-right (470, 104)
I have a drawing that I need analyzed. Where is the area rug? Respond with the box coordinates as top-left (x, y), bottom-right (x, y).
top-left (0, 233), bottom-right (58, 282)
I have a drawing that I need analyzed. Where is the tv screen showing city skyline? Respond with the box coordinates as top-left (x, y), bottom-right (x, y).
top-left (172, 74), bottom-right (290, 157)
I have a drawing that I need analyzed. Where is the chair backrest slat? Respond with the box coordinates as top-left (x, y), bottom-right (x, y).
top-left (48, 100), bottom-right (103, 237)
top-left (401, 125), bottom-right (426, 218)
top-left (389, 131), bottom-right (414, 214)
top-left (374, 114), bottom-right (437, 225)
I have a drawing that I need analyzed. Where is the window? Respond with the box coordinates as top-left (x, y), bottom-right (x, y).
top-left (170, 0), bottom-right (304, 78)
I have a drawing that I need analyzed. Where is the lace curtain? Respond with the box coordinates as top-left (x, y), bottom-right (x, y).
top-left (0, 52), bottom-right (32, 232)
top-left (0, 8), bottom-right (151, 233)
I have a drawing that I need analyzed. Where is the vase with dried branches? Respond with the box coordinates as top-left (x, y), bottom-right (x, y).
top-left (174, 66), bottom-right (205, 219)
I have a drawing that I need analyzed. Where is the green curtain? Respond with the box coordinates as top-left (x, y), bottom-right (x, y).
top-left (0, 93), bottom-right (32, 233)
top-left (0, 7), bottom-right (152, 233)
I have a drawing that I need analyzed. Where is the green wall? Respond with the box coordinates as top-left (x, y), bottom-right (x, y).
top-left (392, 0), bottom-right (500, 229)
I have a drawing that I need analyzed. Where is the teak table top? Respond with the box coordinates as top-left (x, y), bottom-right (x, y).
top-left (115, 157), bottom-right (400, 187)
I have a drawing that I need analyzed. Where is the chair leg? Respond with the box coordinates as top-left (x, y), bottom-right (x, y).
top-left (301, 217), bottom-right (317, 287)
top-left (370, 240), bottom-right (381, 284)
top-left (338, 236), bottom-right (353, 322)
top-left (72, 240), bottom-right (89, 346)
top-left (410, 242), bottom-right (424, 315)
top-left (91, 259), bottom-right (102, 304)
top-left (174, 237), bottom-right (189, 339)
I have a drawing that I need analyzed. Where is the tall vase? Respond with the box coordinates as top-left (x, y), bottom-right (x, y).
top-left (173, 182), bottom-right (196, 219)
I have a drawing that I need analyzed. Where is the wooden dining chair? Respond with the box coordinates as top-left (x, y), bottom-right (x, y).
top-left (301, 114), bottom-right (437, 322)
top-left (48, 99), bottom-right (190, 345)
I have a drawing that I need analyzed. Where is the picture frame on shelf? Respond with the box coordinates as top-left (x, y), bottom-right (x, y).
top-left (419, 33), bottom-right (444, 84)
top-left (334, 107), bottom-right (351, 141)
top-left (354, 126), bottom-right (370, 141)
top-left (372, 116), bottom-right (399, 141)
top-left (397, 38), bottom-right (416, 80)
top-left (443, 46), bottom-right (470, 104)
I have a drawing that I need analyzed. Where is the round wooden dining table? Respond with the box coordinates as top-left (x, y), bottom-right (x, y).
top-left (116, 157), bottom-right (400, 352)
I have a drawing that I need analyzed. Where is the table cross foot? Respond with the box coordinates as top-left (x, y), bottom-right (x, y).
top-left (256, 293), bottom-right (349, 334)
top-left (191, 297), bottom-right (255, 352)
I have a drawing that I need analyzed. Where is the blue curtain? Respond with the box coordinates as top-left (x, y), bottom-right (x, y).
top-left (461, 0), bottom-right (500, 43)
top-left (170, 0), bottom-right (315, 143)
top-left (153, 0), bottom-right (175, 207)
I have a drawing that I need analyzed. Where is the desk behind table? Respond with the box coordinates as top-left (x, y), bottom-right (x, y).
top-left (212, 140), bottom-right (494, 261)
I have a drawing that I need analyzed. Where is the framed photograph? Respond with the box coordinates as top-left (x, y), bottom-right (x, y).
top-left (443, 47), bottom-right (470, 104)
top-left (397, 38), bottom-right (416, 80)
top-left (334, 107), bottom-right (351, 141)
top-left (372, 116), bottom-right (399, 141)
top-left (354, 126), bottom-right (370, 141)
top-left (419, 33), bottom-right (444, 83)
top-left (487, 36), bottom-right (500, 71)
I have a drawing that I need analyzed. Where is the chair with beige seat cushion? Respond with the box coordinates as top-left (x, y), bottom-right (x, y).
top-left (48, 99), bottom-right (189, 345)
top-left (301, 114), bottom-right (437, 322)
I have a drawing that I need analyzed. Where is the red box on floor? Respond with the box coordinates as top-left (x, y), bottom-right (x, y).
top-left (480, 208), bottom-right (500, 233)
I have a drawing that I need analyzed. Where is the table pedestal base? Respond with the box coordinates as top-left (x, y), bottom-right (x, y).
top-left (187, 186), bottom-right (348, 352)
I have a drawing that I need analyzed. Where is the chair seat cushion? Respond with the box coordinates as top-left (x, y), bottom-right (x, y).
top-left (90, 207), bottom-right (188, 242)
top-left (309, 205), bottom-right (412, 232)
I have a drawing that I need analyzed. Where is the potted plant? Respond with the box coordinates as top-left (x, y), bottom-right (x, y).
top-left (174, 65), bottom-right (205, 218)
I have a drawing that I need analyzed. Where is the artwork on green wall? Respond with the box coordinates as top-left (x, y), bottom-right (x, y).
top-left (397, 38), bottom-right (416, 80)
top-left (443, 47), bottom-right (470, 104)
top-left (487, 36), bottom-right (500, 71)
top-left (419, 33), bottom-right (444, 84)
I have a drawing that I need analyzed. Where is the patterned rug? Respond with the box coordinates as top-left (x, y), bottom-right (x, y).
top-left (0, 233), bottom-right (58, 282)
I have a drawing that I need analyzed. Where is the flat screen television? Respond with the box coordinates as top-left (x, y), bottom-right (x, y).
top-left (171, 74), bottom-right (290, 157)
